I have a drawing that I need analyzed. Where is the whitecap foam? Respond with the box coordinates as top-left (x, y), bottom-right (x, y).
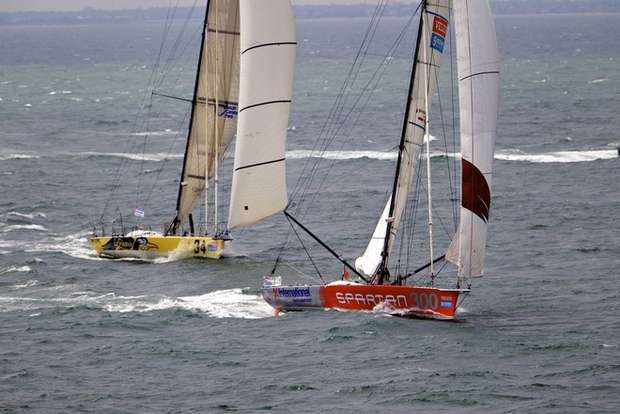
top-left (0, 265), bottom-right (32, 274)
top-left (130, 129), bottom-right (178, 137)
top-left (6, 211), bottom-right (47, 220)
top-left (2, 224), bottom-right (47, 233)
top-left (78, 152), bottom-right (183, 162)
top-left (286, 149), bottom-right (454, 161)
top-left (0, 154), bottom-right (40, 161)
top-left (286, 150), bottom-right (397, 161)
top-left (496, 149), bottom-right (616, 163)
top-left (10, 280), bottom-right (38, 289)
top-left (588, 78), bottom-right (609, 84)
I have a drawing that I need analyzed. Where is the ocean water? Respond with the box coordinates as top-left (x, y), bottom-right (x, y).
top-left (1, 10), bottom-right (620, 413)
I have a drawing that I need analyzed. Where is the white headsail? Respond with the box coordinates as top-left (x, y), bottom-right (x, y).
top-left (356, 0), bottom-right (450, 276)
top-left (175, 0), bottom-right (240, 229)
top-left (228, 0), bottom-right (296, 229)
top-left (355, 196), bottom-right (391, 275)
top-left (446, 0), bottom-right (500, 277)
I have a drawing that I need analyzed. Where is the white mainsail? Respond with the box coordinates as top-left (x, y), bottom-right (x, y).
top-left (446, 0), bottom-right (500, 277)
top-left (356, 0), bottom-right (450, 276)
top-left (175, 0), bottom-right (240, 229)
top-left (228, 0), bottom-right (296, 229)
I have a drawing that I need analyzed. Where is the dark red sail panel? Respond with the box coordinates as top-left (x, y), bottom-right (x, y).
top-left (462, 159), bottom-right (491, 223)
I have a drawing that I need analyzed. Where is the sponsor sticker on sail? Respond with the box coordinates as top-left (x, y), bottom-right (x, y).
top-left (218, 103), bottom-right (238, 119)
top-left (430, 15), bottom-right (448, 53)
top-left (133, 208), bottom-right (145, 218)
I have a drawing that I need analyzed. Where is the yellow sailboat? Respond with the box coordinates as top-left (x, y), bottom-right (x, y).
top-left (90, 0), bottom-right (296, 260)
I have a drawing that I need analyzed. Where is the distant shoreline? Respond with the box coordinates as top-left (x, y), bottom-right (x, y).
top-left (1, 3), bottom-right (619, 26)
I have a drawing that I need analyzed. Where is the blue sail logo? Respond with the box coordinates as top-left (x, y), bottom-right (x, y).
top-left (218, 104), bottom-right (238, 119)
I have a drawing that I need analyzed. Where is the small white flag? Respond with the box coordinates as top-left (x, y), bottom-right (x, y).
top-left (133, 208), bottom-right (145, 218)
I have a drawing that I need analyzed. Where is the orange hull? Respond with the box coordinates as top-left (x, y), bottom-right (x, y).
top-left (262, 282), bottom-right (469, 320)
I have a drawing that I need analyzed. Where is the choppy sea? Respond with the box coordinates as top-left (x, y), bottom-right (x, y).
top-left (1, 9), bottom-right (619, 413)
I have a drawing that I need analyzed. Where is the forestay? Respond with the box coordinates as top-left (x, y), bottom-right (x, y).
top-left (175, 0), bottom-right (240, 229)
top-left (446, 0), bottom-right (500, 277)
top-left (228, 0), bottom-right (296, 228)
top-left (357, 0), bottom-right (451, 276)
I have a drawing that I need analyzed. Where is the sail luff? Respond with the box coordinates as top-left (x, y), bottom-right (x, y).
top-left (227, 0), bottom-right (296, 229)
top-left (368, 0), bottom-right (451, 281)
top-left (447, 0), bottom-right (500, 277)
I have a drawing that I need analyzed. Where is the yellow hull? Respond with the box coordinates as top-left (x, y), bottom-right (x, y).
top-left (89, 235), bottom-right (225, 260)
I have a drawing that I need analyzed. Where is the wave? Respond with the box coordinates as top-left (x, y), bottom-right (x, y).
top-left (78, 152), bottom-right (183, 162)
top-left (0, 154), bottom-right (40, 161)
top-left (285, 148), bottom-right (617, 163)
top-left (0, 288), bottom-right (273, 318)
top-left (5, 211), bottom-right (47, 220)
top-left (9, 280), bottom-right (38, 289)
top-left (495, 149), bottom-right (617, 163)
top-left (130, 129), bottom-right (179, 137)
top-left (0, 266), bottom-right (32, 275)
top-left (588, 78), bottom-right (609, 84)
top-left (1, 224), bottom-right (47, 233)
top-left (287, 150), bottom-right (397, 161)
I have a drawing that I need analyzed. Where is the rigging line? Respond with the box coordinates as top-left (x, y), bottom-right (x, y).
top-left (293, 4), bottom-right (421, 221)
top-left (297, 47), bottom-right (398, 223)
top-left (448, 4), bottom-right (459, 231)
top-left (404, 147), bottom-right (424, 274)
top-left (279, 0), bottom-right (392, 257)
top-left (99, 0), bottom-right (186, 224)
top-left (285, 214), bottom-right (326, 284)
top-left (155, 0), bottom-right (201, 90)
top-left (311, 4), bottom-right (417, 199)
top-left (274, 2), bottom-right (420, 271)
top-left (320, 0), bottom-right (388, 143)
top-left (434, 60), bottom-right (458, 232)
top-left (141, 109), bottom-right (191, 209)
top-left (415, 166), bottom-right (453, 239)
top-left (400, 254), bottom-right (446, 282)
top-left (284, 211), bottom-right (369, 283)
top-left (288, 0), bottom-right (389, 203)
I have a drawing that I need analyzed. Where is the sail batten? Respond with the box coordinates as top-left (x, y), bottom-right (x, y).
top-left (447, 0), bottom-right (500, 277)
top-left (227, 0), bottom-right (296, 229)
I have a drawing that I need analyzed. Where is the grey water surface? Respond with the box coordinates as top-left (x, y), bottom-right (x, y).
top-left (1, 10), bottom-right (619, 413)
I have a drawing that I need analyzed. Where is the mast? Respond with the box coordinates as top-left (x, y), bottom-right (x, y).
top-left (376, 1), bottom-right (427, 284)
top-left (214, 0), bottom-right (220, 235)
top-left (171, 2), bottom-right (210, 235)
top-left (422, 10), bottom-right (436, 282)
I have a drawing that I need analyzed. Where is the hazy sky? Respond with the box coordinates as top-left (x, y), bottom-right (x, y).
top-left (1, 0), bottom-right (379, 12)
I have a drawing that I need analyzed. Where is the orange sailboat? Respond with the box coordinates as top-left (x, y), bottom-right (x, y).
top-left (262, 0), bottom-right (499, 320)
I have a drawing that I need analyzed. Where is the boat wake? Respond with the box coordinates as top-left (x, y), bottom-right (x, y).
top-left (24, 231), bottom-right (105, 261)
top-left (0, 288), bottom-right (273, 319)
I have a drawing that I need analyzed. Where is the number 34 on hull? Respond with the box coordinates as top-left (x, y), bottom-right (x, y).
top-left (89, 234), bottom-right (225, 260)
